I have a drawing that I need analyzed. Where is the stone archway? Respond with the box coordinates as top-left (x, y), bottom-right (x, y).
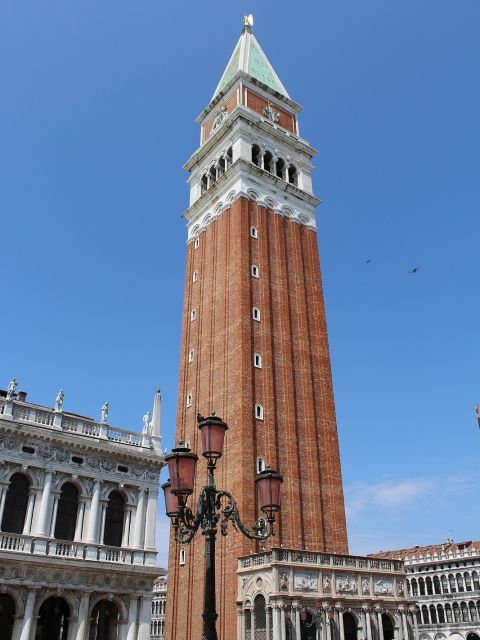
top-left (89, 600), bottom-right (120, 640)
top-left (344, 612), bottom-right (358, 640)
top-left (300, 611), bottom-right (316, 640)
top-left (35, 596), bottom-right (69, 640)
top-left (382, 613), bottom-right (394, 640)
top-left (466, 634), bottom-right (480, 640)
top-left (0, 594), bottom-right (15, 640)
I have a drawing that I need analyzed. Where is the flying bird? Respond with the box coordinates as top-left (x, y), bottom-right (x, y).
top-left (409, 267), bottom-right (420, 274)
top-left (366, 258), bottom-right (373, 264)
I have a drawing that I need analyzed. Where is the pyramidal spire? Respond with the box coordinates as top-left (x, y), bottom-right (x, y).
top-left (212, 16), bottom-right (290, 101)
top-left (150, 387), bottom-right (161, 441)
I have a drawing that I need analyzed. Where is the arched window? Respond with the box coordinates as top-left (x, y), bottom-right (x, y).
top-left (256, 458), bottom-right (266, 474)
top-left (209, 165), bottom-right (216, 185)
top-left (419, 578), bottom-right (426, 596)
top-left (381, 614), bottom-right (394, 640)
top-left (465, 573), bottom-right (472, 591)
top-left (252, 307), bottom-right (261, 321)
top-left (421, 605), bottom-right (429, 625)
top-left (201, 174), bottom-right (208, 194)
top-left (449, 574), bottom-right (457, 592)
top-left (35, 596), bottom-right (69, 640)
top-left (54, 483), bottom-right (79, 541)
top-left (441, 575), bottom-right (448, 593)
top-left (276, 158), bottom-right (285, 179)
top-left (1, 473), bottom-right (29, 534)
top-left (263, 151), bottom-right (273, 173)
top-left (254, 353), bottom-right (262, 368)
top-left (433, 576), bottom-right (441, 594)
top-left (457, 573), bottom-right (465, 592)
top-left (461, 602), bottom-right (469, 622)
top-left (445, 605), bottom-right (453, 623)
top-left (473, 571), bottom-right (480, 590)
top-left (0, 594), bottom-right (15, 640)
top-left (453, 603), bottom-right (461, 623)
top-left (103, 491), bottom-right (124, 547)
top-left (252, 145), bottom-right (261, 167)
top-left (255, 404), bottom-right (264, 421)
top-left (426, 576), bottom-right (433, 595)
top-left (411, 579), bottom-right (418, 596)
top-left (343, 612), bottom-right (358, 640)
top-left (438, 605), bottom-right (445, 623)
top-left (90, 601), bottom-right (120, 640)
top-left (251, 265), bottom-right (259, 278)
top-left (470, 602), bottom-right (478, 622)
top-left (288, 165), bottom-right (298, 186)
top-left (429, 605), bottom-right (437, 624)
top-left (254, 595), bottom-right (266, 633)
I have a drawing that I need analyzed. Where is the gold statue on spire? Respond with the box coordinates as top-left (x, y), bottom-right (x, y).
top-left (244, 14), bottom-right (254, 28)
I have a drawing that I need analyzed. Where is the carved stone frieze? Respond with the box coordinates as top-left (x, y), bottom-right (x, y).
top-left (336, 575), bottom-right (358, 595)
top-left (374, 578), bottom-right (393, 595)
top-left (294, 573), bottom-right (318, 592)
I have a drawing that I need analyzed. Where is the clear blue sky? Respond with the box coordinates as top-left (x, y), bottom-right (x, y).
top-left (1, 1), bottom-right (479, 567)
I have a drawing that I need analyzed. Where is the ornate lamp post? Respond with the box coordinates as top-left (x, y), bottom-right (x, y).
top-left (162, 413), bottom-right (283, 640)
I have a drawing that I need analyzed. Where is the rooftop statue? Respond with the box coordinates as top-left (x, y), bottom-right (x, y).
top-left (6, 378), bottom-right (17, 400)
top-left (55, 389), bottom-right (64, 412)
top-left (101, 402), bottom-right (109, 424)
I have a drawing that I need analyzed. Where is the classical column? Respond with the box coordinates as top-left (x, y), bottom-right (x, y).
top-left (49, 494), bottom-right (59, 537)
top-left (273, 607), bottom-right (281, 640)
top-left (125, 596), bottom-right (139, 640)
top-left (339, 609), bottom-right (345, 640)
top-left (74, 501), bottom-right (86, 541)
top-left (22, 490), bottom-right (36, 535)
top-left (35, 471), bottom-right (53, 536)
top-left (0, 485), bottom-right (8, 529)
top-left (74, 593), bottom-right (90, 640)
top-left (236, 609), bottom-right (243, 640)
top-left (99, 502), bottom-right (107, 544)
top-left (266, 608), bottom-right (271, 640)
top-left (19, 589), bottom-right (37, 640)
top-left (401, 610), bottom-right (408, 640)
top-left (280, 607), bottom-right (286, 640)
top-left (144, 489), bottom-right (157, 550)
top-left (365, 610), bottom-right (373, 640)
top-left (295, 607), bottom-right (301, 638)
top-left (252, 606), bottom-right (256, 639)
top-left (85, 481), bottom-right (101, 543)
top-left (137, 596), bottom-right (151, 640)
top-left (121, 507), bottom-right (132, 547)
top-left (133, 489), bottom-right (146, 549)
top-left (377, 611), bottom-right (384, 640)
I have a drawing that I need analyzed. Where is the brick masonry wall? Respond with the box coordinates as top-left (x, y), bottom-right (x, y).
top-left (165, 197), bottom-right (348, 640)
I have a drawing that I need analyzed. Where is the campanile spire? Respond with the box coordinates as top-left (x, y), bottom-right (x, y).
top-left (166, 21), bottom-right (348, 640)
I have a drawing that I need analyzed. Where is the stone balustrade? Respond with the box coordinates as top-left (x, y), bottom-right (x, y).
top-left (0, 532), bottom-right (156, 566)
top-left (1, 398), bottom-right (154, 449)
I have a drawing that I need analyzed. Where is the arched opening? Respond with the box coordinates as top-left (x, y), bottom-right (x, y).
top-left (254, 595), bottom-right (266, 640)
top-left (411, 579), bottom-right (418, 596)
top-left (276, 158), bottom-right (285, 179)
top-left (419, 578), bottom-right (426, 596)
top-left (381, 614), bottom-right (394, 640)
top-left (445, 605), bottom-right (453, 623)
top-left (344, 612), bottom-right (358, 640)
top-left (453, 603), bottom-right (461, 623)
top-left (472, 572), bottom-right (480, 590)
top-left (209, 165), bottom-right (216, 186)
top-left (252, 145), bottom-right (261, 167)
top-left (300, 611), bottom-right (316, 640)
top-left (244, 609), bottom-right (252, 640)
top-left (457, 573), bottom-right (465, 592)
top-left (461, 602), bottom-right (469, 622)
top-left (54, 483), bottom-right (79, 541)
top-left (466, 634), bottom-right (480, 640)
top-left (429, 605), bottom-right (437, 624)
top-left (103, 491), bottom-right (125, 547)
top-left (89, 600), bottom-right (120, 640)
top-left (200, 174), bottom-right (208, 194)
top-left (426, 577), bottom-right (433, 595)
top-left (288, 165), bottom-right (298, 186)
top-left (0, 594), bottom-right (15, 640)
top-left (441, 575), bottom-right (448, 593)
top-left (1, 473), bottom-right (29, 533)
top-left (449, 575), bottom-right (457, 593)
top-left (263, 151), bottom-right (273, 173)
top-left (421, 605), bottom-right (429, 625)
top-left (469, 602), bottom-right (478, 622)
top-left (437, 605), bottom-right (445, 623)
top-left (433, 576), bottom-right (441, 594)
top-left (35, 597), bottom-right (69, 640)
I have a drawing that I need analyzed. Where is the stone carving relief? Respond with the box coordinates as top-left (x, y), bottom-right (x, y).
top-left (38, 445), bottom-right (69, 463)
top-left (280, 572), bottom-right (289, 591)
top-left (362, 578), bottom-right (370, 595)
top-left (212, 106), bottom-right (228, 131)
top-left (294, 573), bottom-right (318, 592)
top-left (336, 575), bottom-right (358, 594)
top-left (0, 437), bottom-right (21, 454)
top-left (263, 104), bottom-right (280, 123)
top-left (374, 578), bottom-right (393, 595)
top-left (322, 575), bottom-right (331, 592)
top-left (397, 581), bottom-right (404, 595)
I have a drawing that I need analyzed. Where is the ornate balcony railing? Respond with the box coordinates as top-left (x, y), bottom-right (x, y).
top-left (0, 532), bottom-right (154, 566)
top-left (2, 399), bottom-right (154, 450)
top-left (239, 548), bottom-right (404, 573)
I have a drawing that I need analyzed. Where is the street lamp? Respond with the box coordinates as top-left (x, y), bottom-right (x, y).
top-left (163, 413), bottom-right (283, 640)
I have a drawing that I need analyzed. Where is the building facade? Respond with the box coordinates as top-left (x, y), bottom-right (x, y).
top-left (165, 18), bottom-right (412, 640)
top-left (373, 541), bottom-right (480, 640)
top-left (0, 382), bottom-right (165, 640)
top-left (150, 577), bottom-right (166, 640)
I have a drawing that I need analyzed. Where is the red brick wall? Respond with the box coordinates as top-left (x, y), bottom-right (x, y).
top-left (245, 89), bottom-right (296, 134)
top-left (165, 198), bottom-right (348, 640)
top-left (203, 91), bottom-right (240, 142)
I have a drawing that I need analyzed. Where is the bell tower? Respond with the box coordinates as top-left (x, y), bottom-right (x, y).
top-left (166, 18), bottom-right (348, 640)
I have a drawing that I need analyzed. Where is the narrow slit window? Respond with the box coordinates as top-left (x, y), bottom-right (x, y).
top-left (255, 404), bottom-right (264, 420)
top-left (194, 238), bottom-right (200, 249)
top-left (252, 307), bottom-right (261, 321)
top-left (180, 548), bottom-right (186, 565)
top-left (256, 457), bottom-right (266, 474)
top-left (250, 226), bottom-right (258, 239)
top-left (254, 353), bottom-right (262, 368)
top-left (191, 309), bottom-right (196, 321)
top-left (193, 271), bottom-right (198, 283)
top-left (251, 265), bottom-right (259, 278)
top-left (188, 349), bottom-right (194, 363)
top-left (186, 393), bottom-right (192, 408)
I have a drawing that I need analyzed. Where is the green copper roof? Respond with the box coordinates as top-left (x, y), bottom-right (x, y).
top-left (212, 28), bottom-right (289, 100)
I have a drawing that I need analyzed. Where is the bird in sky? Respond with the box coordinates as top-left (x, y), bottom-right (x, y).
top-left (409, 267), bottom-right (420, 274)
top-left (366, 258), bottom-right (373, 264)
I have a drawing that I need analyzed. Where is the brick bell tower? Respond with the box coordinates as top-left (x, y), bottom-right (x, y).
top-left (165, 18), bottom-right (348, 640)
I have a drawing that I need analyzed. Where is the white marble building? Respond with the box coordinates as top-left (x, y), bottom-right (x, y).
top-left (150, 577), bottom-right (166, 639)
top-left (0, 380), bottom-right (165, 640)
top-left (237, 548), bottom-right (417, 640)
top-left (373, 542), bottom-right (480, 640)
